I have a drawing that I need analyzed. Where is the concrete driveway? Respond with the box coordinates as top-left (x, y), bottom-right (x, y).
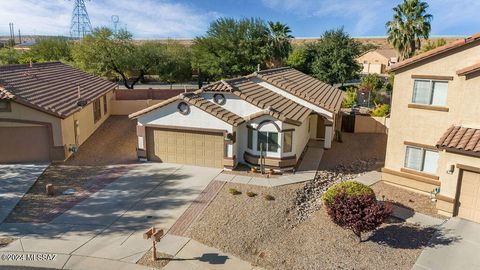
top-left (0, 163), bottom-right (221, 269)
top-left (413, 217), bottom-right (480, 270)
top-left (0, 164), bottom-right (49, 223)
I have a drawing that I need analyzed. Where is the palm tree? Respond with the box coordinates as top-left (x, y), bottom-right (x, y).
top-left (386, 0), bottom-right (432, 60)
top-left (267, 21), bottom-right (294, 67)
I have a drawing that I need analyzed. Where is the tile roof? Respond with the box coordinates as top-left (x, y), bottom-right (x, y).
top-left (0, 62), bottom-right (117, 118)
top-left (129, 91), bottom-right (245, 126)
top-left (437, 126), bottom-right (480, 156)
top-left (130, 67), bottom-right (341, 126)
top-left (205, 77), bottom-right (312, 125)
top-left (457, 62), bottom-right (480, 76)
top-left (255, 67), bottom-right (344, 113)
top-left (388, 33), bottom-right (480, 73)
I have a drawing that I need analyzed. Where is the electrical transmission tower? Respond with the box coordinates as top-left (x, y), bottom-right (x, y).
top-left (70, 0), bottom-right (93, 39)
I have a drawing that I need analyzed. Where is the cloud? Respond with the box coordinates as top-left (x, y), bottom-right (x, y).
top-left (260, 0), bottom-right (391, 35)
top-left (260, 0), bottom-right (479, 36)
top-left (0, 0), bottom-right (216, 38)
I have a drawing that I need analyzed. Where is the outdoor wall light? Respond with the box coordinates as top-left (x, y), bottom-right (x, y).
top-left (446, 164), bottom-right (455, 174)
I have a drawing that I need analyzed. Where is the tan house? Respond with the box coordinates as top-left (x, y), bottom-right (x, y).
top-left (382, 33), bottom-right (480, 222)
top-left (357, 49), bottom-right (399, 75)
top-left (130, 67), bottom-right (344, 170)
top-left (0, 62), bottom-right (117, 163)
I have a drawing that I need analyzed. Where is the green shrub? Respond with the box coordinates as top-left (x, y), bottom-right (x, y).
top-left (371, 104), bottom-right (390, 117)
top-left (322, 181), bottom-right (375, 206)
top-left (228, 188), bottom-right (240, 195)
top-left (263, 194), bottom-right (275, 201)
top-left (342, 87), bottom-right (357, 108)
top-left (246, 191), bottom-right (257, 197)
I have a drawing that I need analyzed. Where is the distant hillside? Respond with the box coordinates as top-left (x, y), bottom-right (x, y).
top-left (0, 35), bottom-right (465, 50)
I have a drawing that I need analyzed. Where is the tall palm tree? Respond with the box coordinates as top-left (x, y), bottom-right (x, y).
top-left (386, 0), bottom-right (432, 60)
top-left (267, 21), bottom-right (294, 67)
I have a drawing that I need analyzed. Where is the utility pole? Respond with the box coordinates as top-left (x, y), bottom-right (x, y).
top-left (70, 0), bottom-right (93, 39)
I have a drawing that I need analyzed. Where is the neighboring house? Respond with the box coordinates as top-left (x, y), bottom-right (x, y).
top-left (13, 41), bottom-right (36, 51)
top-left (130, 67), bottom-right (344, 170)
top-left (357, 49), bottom-right (399, 75)
top-left (383, 33), bottom-right (480, 222)
top-left (0, 62), bottom-right (117, 163)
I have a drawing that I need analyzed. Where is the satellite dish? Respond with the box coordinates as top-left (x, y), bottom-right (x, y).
top-left (111, 15), bottom-right (119, 23)
top-left (77, 98), bottom-right (87, 107)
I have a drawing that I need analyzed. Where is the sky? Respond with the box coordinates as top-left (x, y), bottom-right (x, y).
top-left (0, 0), bottom-right (478, 39)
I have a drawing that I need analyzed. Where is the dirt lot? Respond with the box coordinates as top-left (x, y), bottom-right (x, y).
top-left (190, 182), bottom-right (438, 270)
top-left (5, 116), bottom-right (137, 223)
top-left (320, 132), bottom-right (387, 170)
top-left (372, 181), bottom-right (446, 219)
top-left (65, 116), bottom-right (138, 166)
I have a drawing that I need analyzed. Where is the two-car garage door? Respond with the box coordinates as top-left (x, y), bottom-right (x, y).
top-left (146, 128), bottom-right (224, 168)
top-left (458, 170), bottom-right (480, 223)
top-left (0, 126), bottom-right (50, 163)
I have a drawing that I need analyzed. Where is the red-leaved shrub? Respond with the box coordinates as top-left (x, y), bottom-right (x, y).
top-left (325, 190), bottom-right (392, 242)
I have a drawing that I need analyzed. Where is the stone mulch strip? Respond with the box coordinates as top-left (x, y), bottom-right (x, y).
top-left (0, 237), bottom-right (15, 248)
top-left (5, 165), bottom-right (133, 223)
top-left (168, 180), bottom-right (226, 237)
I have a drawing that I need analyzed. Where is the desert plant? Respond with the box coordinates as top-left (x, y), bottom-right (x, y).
top-left (323, 182), bottom-right (392, 242)
top-left (228, 188), bottom-right (241, 195)
top-left (323, 181), bottom-right (375, 206)
top-left (263, 194), bottom-right (275, 201)
top-left (371, 104), bottom-right (390, 117)
top-left (246, 191), bottom-right (257, 197)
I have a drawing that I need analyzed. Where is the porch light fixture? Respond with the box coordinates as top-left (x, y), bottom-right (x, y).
top-left (213, 94), bottom-right (226, 105)
top-left (177, 102), bottom-right (190, 115)
top-left (446, 164), bottom-right (455, 174)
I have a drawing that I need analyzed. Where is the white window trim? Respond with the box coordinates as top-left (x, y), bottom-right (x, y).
top-left (412, 79), bottom-right (448, 106)
top-left (404, 146), bottom-right (439, 175)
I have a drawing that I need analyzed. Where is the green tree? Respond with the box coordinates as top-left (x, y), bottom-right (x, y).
top-left (287, 43), bottom-right (317, 74)
top-left (310, 28), bottom-right (362, 85)
top-left (28, 37), bottom-right (72, 62)
top-left (0, 49), bottom-right (21, 65)
top-left (420, 38), bottom-right (447, 53)
top-left (342, 87), bottom-right (357, 108)
top-left (267, 21), bottom-right (293, 67)
top-left (192, 17), bottom-right (271, 80)
top-left (72, 28), bottom-right (164, 89)
top-left (359, 74), bottom-right (384, 92)
top-left (386, 0), bottom-right (433, 60)
top-left (157, 41), bottom-right (192, 87)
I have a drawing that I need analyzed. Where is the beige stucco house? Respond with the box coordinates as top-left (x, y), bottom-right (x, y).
top-left (0, 62), bottom-right (117, 163)
top-left (130, 67), bottom-right (344, 171)
top-left (357, 49), bottom-right (399, 75)
top-left (382, 33), bottom-right (480, 222)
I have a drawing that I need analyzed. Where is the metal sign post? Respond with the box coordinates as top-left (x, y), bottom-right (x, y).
top-left (143, 227), bottom-right (164, 261)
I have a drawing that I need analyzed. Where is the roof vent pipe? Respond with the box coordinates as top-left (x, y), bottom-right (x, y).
top-left (257, 64), bottom-right (260, 72)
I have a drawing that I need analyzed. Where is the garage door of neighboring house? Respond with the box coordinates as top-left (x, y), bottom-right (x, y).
top-left (458, 170), bottom-right (480, 222)
top-left (0, 126), bottom-right (50, 163)
top-left (146, 128), bottom-right (224, 168)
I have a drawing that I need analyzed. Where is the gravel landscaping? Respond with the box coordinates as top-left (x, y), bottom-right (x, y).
top-left (4, 165), bottom-right (129, 223)
top-left (372, 181), bottom-right (446, 219)
top-left (137, 250), bottom-right (173, 269)
top-left (0, 237), bottom-right (15, 248)
top-left (190, 182), bottom-right (436, 270)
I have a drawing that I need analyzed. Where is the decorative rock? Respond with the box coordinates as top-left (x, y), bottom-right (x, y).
top-left (292, 159), bottom-right (377, 223)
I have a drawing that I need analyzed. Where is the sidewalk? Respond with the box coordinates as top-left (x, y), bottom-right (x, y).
top-left (155, 235), bottom-right (262, 270)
